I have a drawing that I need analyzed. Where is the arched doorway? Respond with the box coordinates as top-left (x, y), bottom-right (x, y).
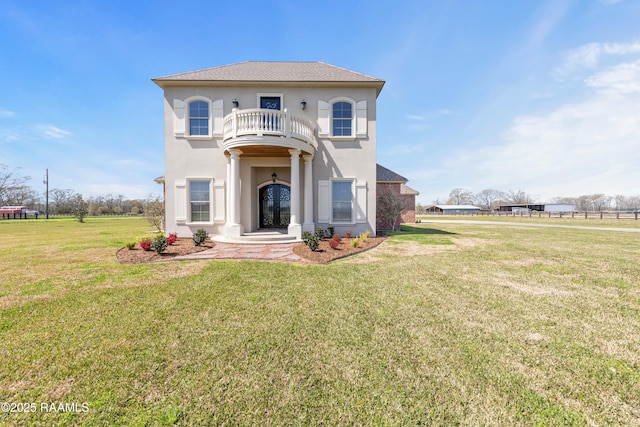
top-left (259, 184), bottom-right (290, 228)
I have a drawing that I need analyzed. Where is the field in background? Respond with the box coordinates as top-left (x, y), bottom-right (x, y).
top-left (1, 217), bottom-right (639, 425)
top-left (418, 213), bottom-right (640, 229)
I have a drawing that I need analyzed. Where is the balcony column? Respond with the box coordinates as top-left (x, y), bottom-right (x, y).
top-left (303, 155), bottom-right (315, 233)
top-left (225, 148), bottom-right (243, 237)
top-left (288, 149), bottom-right (302, 239)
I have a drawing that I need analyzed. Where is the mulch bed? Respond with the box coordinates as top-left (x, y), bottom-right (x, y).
top-left (116, 238), bottom-right (215, 264)
top-left (116, 236), bottom-right (386, 265)
top-left (292, 237), bottom-right (386, 264)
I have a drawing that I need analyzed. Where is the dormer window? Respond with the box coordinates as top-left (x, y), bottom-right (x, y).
top-left (332, 101), bottom-right (353, 137)
top-left (189, 100), bottom-right (209, 136)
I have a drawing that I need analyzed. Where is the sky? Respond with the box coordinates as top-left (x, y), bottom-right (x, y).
top-left (1, 0), bottom-right (639, 204)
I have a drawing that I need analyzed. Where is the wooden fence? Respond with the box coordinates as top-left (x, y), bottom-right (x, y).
top-left (418, 211), bottom-right (639, 220)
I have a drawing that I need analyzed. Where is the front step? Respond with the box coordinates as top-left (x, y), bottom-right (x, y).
top-left (212, 231), bottom-right (300, 245)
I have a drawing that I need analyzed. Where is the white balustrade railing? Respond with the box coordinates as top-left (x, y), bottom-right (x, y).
top-left (223, 108), bottom-right (315, 146)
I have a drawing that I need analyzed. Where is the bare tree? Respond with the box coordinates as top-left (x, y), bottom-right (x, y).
top-left (504, 190), bottom-right (533, 205)
top-left (447, 188), bottom-right (474, 205)
top-left (0, 164), bottom-right (33, 206)
top-left (143, 194), bottom-right (164, 232)
top-left (589, 194), bottom-right (611, 211)
top-left (50, 188), bottom-right (79, 214)
top-left (474, 189), bottom-right (503, 210)
top-left (377, 186), bottom-right (407, 231)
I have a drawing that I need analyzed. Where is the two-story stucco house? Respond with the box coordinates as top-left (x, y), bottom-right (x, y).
top-left (152, 61), bottom-right (385, 242)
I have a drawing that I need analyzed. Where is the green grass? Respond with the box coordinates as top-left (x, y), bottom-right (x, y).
top-left (1, 218), bottom-right (639, 425)
top-left (418, 213), bottom-right (640, 228)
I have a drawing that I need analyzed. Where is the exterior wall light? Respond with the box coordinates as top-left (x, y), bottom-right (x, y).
top-left (301, 100), bottom-right (306, 110)
top-left (271, 171), bottom-right (278, 183)
top-left (233, 99), bottom-right (239, 108)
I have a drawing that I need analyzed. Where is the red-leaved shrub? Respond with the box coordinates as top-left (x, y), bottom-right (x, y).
top-left (329, 238), bottom-right (340, 249)
top-left (140, 239), bottom-right (151, 251)
top-left (167, 233), bottom-right (178, 245)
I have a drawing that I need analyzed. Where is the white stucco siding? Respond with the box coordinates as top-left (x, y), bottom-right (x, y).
top-left (161, 84), bottom-right (379, 237)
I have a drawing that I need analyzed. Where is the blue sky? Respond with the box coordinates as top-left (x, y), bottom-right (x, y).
top-left (1, 0), bottom-right (639, 204)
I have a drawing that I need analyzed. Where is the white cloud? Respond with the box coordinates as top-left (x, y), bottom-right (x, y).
top-left (0, 110), bottom-right (17, 119)
top-left (36, 124), bottom-right (71, 139)
top-left (434, 62), bottom-right (640, 200)
top-left (558, 41), bottom-right (640, 76)
top-left (585, 59), bottom-right (640, 93)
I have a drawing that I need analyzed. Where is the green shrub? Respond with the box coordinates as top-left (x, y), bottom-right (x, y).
top-left (314, 228), bottom-right (325, 240)
top-left (192, 228), bottom-right (208, 246)
top-left (151, 235), bottom-right (168, 254)
top-left (351, 238), bottom-right (360, 248)
top-left (303, 231), bottom-right (320, 252)
top-left (327, 226), bottom-right (335, 238)
top-left (125, 242), bottom-right (136, 250)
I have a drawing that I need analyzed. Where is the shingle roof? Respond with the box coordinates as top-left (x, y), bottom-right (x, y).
top-left (153, 61), bottom-right (384, 93)
top-left (376, 164), bottom-right (408, 183)
top-left (400, 184), bottom-right (420, 195)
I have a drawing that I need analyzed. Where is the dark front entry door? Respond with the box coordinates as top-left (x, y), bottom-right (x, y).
top-left (259, 184), bottom-right (290, 228)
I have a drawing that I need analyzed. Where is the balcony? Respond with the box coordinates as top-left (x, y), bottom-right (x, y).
top-left (222, 108), bottom-right (316, 155)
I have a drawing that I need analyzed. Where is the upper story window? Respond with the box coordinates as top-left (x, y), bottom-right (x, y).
top-left (332, 101), bottom-right (353, 137)
top-left (189, 100), bottom-right (209, 136)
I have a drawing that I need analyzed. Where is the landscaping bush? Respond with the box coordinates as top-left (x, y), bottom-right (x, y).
top-left (351, 238), bottom-right (360, 248)
top-left (167, 232), bottom-right (178, 245)
top-left (151, 235), bottom-right (168, 254)
top-left (329, 238), bottom-right (340, 249)
top-left (345, 231), bottom-right (352, 239)
top-left (125, 242), bottom-right (136, 250)
top-left (302, 231), bottom-right (320, 252)
top-left (139, 239), bottom-right (151, 251)
top-left (314, 228), bottom-right (325, 241)
top-left (327, 226), bottom-right (335, 238)
top-left (332, 233), bottom-right (341, 243)
top-left (192, 228), bottom-right (208, 246)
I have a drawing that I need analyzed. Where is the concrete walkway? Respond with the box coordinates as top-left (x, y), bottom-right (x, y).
top-left (175, 242), bottom-right (303, 262)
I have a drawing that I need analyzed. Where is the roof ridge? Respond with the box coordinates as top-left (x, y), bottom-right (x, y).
top-left (317, 61), bottom-right (382, 82)
top-left (154, 61), bottom-right (252, 80)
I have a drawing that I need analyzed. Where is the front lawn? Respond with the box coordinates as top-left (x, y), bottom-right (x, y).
top-left (1, 218), bottom-right (638, 425)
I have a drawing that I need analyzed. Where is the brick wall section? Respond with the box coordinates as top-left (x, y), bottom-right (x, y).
top-left (401, 195), bottom-right (416, 224)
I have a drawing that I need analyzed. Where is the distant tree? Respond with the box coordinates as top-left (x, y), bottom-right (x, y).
top-left (50, 188), bottom-right (78, 215)
top-left (446, 188), bottom-right (473, 205)
top-left (474, 189), bottom-right (503, 210)
top-left (0, 164), bottom-right (33, 206)
top-left (575, 195), bottom-right (591, 212)
top-left (143, 194), bottom-right (164, 232)
top-left (416, 203), bottom-right (426, 215)
top-left (589, 194), bottom-right (611, 211)
top-left (505, 190), bottom-right (533, 205)
top-left (74, 195), bottom-right (88, 223)
top-left (129, 199), bottom-right (144, 214)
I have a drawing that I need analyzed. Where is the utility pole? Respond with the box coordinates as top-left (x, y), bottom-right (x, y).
top-left (43, 168), bottom-right (49, 219)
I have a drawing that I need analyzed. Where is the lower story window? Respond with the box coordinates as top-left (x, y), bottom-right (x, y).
top-left (332, 180), bottom-right (353, 222)
top-left (190, 180), bottom-right (211, 222)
